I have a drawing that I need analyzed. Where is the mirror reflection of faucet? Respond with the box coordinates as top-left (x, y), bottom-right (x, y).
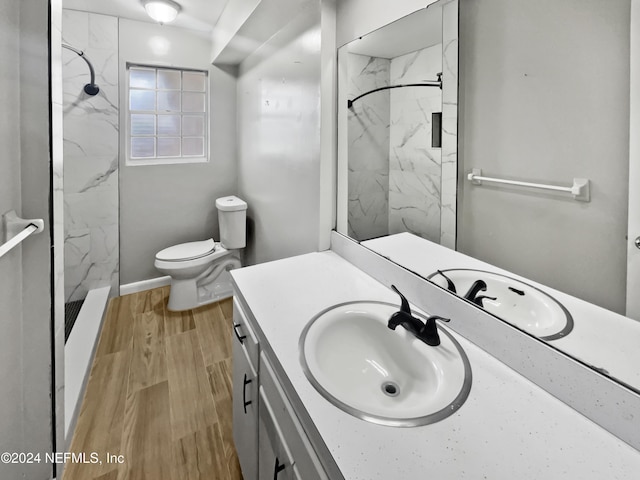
top-left (387, 285), bottom-right (450, 346)
top-left (427, 268), bottom-right (574, 340)
top-left (433, 270), bottom-right (498, 307)
top-left (462, 279), bottom-right (497, 308)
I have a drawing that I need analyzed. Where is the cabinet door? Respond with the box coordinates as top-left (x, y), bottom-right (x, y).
top-left (233, 331), bottom-right (259, 480)
top-left (258, 387), bottom-right (294, 480)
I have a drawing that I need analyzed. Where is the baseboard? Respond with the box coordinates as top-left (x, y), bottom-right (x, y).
top-left (120, 276), bottom-right (171, 295)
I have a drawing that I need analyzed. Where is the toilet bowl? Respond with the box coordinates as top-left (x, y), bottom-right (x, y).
top-left (155, 196), bottom-right (247, 311)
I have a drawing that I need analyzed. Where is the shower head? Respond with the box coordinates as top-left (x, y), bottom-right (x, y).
top-left (62, 43), bottom-right (100, 96)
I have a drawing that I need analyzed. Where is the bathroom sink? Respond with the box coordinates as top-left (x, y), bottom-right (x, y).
top-left (428, 269), bottom-right (573, 340)
top-left (299, 301), bottom-right (472, 427)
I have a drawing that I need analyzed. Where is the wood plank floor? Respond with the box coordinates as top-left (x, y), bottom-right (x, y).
top-left (63, 286), bottom-right (243, 480)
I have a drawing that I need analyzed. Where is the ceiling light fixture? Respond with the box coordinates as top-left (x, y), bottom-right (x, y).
top-left (143, 0), bottom-right (181, 25)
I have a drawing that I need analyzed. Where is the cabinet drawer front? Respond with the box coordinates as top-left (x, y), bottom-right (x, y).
top-left (260, 354), bottom-right (329, 480)
top-left (259, 387), bottom-right (294, 480)
top-left (233, 297), bottom-right (259, 370)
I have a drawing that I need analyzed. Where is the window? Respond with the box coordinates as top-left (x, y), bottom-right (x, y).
top-left (126, 65), bottom-right (208, 165)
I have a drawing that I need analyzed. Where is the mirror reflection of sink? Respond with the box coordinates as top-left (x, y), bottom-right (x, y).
top-left (428, 269), bottom-right (573, 340)
top-left (299, 301), bottom-right (472, 427)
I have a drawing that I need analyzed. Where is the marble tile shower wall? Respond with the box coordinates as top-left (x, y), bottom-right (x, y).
top-left (389, 45), bottom-right (442, 243)
top-left (347, 53), bottom-right (391, 241)
top-left (62, 10), bottom-right (119, 302)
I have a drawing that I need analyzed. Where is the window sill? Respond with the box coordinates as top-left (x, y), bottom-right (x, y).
top-left (126, 156), bottom-right (209, 167)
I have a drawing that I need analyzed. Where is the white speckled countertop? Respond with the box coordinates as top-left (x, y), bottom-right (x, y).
top-left (231, 251), bottom-right (640, 480)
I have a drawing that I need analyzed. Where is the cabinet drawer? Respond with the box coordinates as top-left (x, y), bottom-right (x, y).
top-left (260, 353), bottom-right (329, 480)
top-left (259, 387), bottom-right (294, 480)
top-left (233, 298), bottom-right (259, 370)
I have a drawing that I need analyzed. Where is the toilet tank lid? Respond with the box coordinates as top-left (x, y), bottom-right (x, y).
top-left (216, 195), bottom-right (247, 212)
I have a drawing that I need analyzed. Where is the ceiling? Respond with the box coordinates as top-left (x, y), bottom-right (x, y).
top-left (63, 0), bottom-right (231, 32)
top-left (344, 5), bottom-right (443, 59)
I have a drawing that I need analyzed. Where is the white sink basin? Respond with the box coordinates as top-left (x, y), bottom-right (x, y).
top-left (299, 301), bottom-right (472, 427)
top-left (429, 269), bottom-right (573, 340)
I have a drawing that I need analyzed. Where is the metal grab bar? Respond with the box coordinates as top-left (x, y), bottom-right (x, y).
top-left (467, 168), bottom-right (590, 202)
top-left (0, 210), bottom-right (44, 259)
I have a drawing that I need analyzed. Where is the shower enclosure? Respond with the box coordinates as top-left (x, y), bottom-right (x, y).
top-left (62, 10), bottom-right (120, 338)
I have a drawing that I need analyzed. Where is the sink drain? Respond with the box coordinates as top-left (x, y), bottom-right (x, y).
top-left (381, 381), bottom-right (400, 397)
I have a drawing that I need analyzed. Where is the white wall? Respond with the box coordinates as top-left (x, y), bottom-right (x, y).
top-left (236, 2), bottom-right (323, 265)
top-left (458, 0), bottom-right (630, 313)
top-left (0, 3), bottom-right (26, 478)
top-left (0, 0), bottom-right (53, 478)
top-left (119, 19), bottom-right (238, 284)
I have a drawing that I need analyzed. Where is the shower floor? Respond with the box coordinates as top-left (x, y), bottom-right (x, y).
top-left (65, 299), bottom-right (84, 343)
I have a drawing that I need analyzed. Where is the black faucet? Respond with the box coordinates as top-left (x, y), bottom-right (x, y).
top-left (434, 270), bottom-right (457, 293)
top-left (387, 285), bottom-right (450, 346)
top-left (463, 280), bottom-right (496, 307)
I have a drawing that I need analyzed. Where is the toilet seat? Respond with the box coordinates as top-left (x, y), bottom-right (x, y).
top-left (156, 238), bottom-right (216, 262)
top-left (154, 241), bottom-right (232, 273)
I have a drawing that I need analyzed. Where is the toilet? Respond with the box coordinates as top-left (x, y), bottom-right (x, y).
top-left (154, 195), bottom-right (247, 311)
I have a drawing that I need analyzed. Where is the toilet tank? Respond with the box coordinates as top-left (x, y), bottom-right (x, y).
top-left (216, 196), bottom-right (247, 249)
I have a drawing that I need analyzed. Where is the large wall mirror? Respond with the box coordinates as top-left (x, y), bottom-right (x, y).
top-left (337, 0), bottom-right (458, 250)
top-left (336, 0), bottom-right (640, 396)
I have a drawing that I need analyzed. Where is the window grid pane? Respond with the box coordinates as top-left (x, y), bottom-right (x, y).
top-left (131, 114), bottom-right (156, 135)
top-left (157, 69), bottom-right (181, 90)
top-left (183, 71), bottom-right (206, 92)
top-left (158, 115), bottom-right (181, 136)
top-left (128, 65), bottom-right (208, 162)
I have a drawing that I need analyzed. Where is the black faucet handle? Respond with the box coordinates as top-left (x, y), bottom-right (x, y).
top-left (426, 315), bottom-right (450, 324)
top-left (473, 295), bottom-right (497, 308)
top-left (391, 285), bottom-right (412, 315)
top-left (420, 315), bottom-right (451, 346)
top-left (435, 270), bottom-right (457, 293)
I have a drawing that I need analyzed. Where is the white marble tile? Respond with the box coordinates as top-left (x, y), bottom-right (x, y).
top-left (347, 53), bottom-right (391, 239)
top-left (88, 14), bottom-right (118, 51)
top-left (62, 10), bottom-right (119, 301)
top-left (347, 54), bottom-right (391, 96)
top-left (389, 44), bottom-right (443, 245)
top-left (63, 154), bottom-right (118, 194)
top-left (348, 192), bottom-right (389, 240)
top-left (390, 46), bottom-right (442, 84)
top-left (389, 168), bottom-right (441, 242)
top-left (348, 168), bottom-right (388, 196)
top-left (64, 189), bottom-right (118, 230)
top-left (64, 228), bottom-right (91, 267)
top-left (65, 258), bottom-right (118, 303)
top-left (90, 224), bottom-right (118, 263)
top-left (62, 10), bottom-right (89, 48)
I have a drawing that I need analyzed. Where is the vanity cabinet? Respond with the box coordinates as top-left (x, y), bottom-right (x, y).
top-left (232, 299), bottom-right (260, 480)
top-left (232, 295), bottom-right (329, 480)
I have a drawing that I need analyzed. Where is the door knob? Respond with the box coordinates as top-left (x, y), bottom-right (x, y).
top-left (635, 236), bottom-right (640, 250)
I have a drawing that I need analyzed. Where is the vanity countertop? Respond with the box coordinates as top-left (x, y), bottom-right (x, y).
top-left (231, 250), bottom-right (640, 480)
